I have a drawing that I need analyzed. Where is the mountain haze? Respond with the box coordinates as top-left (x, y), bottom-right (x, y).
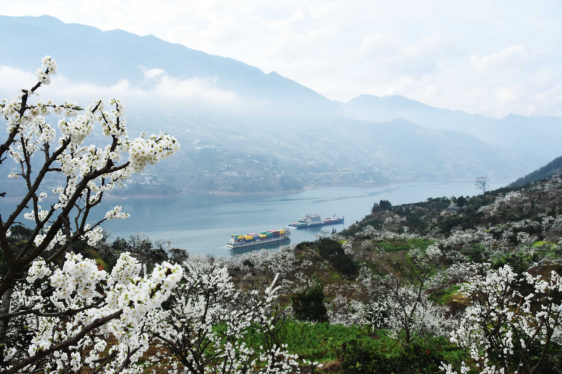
top-left (339, 94), bottom-right (562, 165)
top-left (0, 15), bottom-right (554, 193)
top-left (0, 15), bottom-right (333, 107)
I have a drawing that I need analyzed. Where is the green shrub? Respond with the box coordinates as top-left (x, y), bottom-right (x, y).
top-left (295, 241), bottom-right (314, 250)
top-left (316, 238), bottom-right (358, 278)
top-left (434, 285), bottom-right (461, 305)
top-left (332, 255), bottom-right (359, 278)
top-left (376, 239), bottom-right (434, 253)
top-left (242, 259), bottom-right (255, 267)
top-left (292, 283), bottom-right (328, 323)
top-left (342, 340), bottom-right (444, 374)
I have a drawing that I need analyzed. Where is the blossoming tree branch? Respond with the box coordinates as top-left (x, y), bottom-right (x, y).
top-left (0, 56), bottom-right (183, 373)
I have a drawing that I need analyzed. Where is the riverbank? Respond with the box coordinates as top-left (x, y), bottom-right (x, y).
top-left (1, 178), bottom-right (514, 203)
top-left (2, 176), bottom-right (515, 204)
top-left (155, 178), bottom-right (513, 197)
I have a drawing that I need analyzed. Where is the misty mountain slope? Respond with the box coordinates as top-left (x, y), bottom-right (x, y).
top-left (0, 15), bottom-right (335, 113)
top-left (339, 94), bottom-right (495, 133)
top-left (0, 15), bottom-right (549, 193)
top-left (324, 118), bottom-right (536, 179)
top-left (492, 115), bottom-right (562, 163)
top-left (138, 112), bottom-right (539, 191)
top-left (339, 95), bottom-right (562, 165)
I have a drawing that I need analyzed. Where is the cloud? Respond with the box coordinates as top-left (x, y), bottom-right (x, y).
top-left (0, 65), bottom-right (237, 107)
top-left (471, 45), bottom-right (529, 72)
top-left (141, 67), bottom-right (166, 81)
top-left (1, 0), bottom-right (562, 117)
top-left (534, 86), bottom-right (562, 117)
top-left (358, 33), bottom-right (401, 58)
top-left (139, 68), bottom-right (237, 102)
top-left (0, 66), bottom-right (37, 93)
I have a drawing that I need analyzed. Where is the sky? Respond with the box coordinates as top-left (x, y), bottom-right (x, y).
top-left (2, 0), bottom-right (562, 118)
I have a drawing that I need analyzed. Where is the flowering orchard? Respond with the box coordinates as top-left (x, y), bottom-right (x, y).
top-left (442, 264), bottom-right (562, 374)
top-left (210, 176), bottom-right (562, 373)
top-left (146, 258), bottom-right (300, 374)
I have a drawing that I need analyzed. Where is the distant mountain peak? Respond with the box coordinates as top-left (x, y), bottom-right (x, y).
top-left (351, 94), bottom-right (380, 101)
top-left (502, 113), bottom-right (525, 120)
top-left (346, 93), bottom-right (431, 111)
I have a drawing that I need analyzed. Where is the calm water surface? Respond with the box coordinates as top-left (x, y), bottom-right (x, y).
top-left (1, 181), bottom-right (504, 256)
top-left (93, 181), bottom-right (504, 255)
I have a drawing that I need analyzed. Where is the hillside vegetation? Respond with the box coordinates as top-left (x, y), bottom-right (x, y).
top-left (510, 154), bottom-right (562, 187)
top-left (8, 175), bottom-right (562, 373)
top-left (5, 46), bottom-right (562, 374)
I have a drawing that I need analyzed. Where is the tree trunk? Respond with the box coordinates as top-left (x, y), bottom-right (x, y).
top-left (0, 286), bottom-right (13, 361)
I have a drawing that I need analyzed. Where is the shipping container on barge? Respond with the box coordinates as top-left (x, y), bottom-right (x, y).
top-left (288, 214), bottom-right (344, 228)
top-left (226, 228), bottom-right (291, 249)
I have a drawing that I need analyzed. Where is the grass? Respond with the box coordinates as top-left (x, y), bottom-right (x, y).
top-left (376, 239), bottom-right (435, 253)
top-left (243, 318), bottom-right (468, 370)
top-left (434, 284), bottom-right (462, 305)
top-left (243, 319), bottom-right (400, 363)
top-left (532, 240), bottom-right (558, 250)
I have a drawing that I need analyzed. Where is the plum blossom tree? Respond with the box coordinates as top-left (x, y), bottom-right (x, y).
top-left (0, 56), bottom-right (181, 372)
top-left (148, 257), bottom-right (299, 374)
top-left (442, 265), bottom-right (562, 374)
top-left (342, 242), bottom-right (354, 257)
top-left (3, 253), bottom-right (182, 373)
top-left (368, 245), bottom-right (450, 344)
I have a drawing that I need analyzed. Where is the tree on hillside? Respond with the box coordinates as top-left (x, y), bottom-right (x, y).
top-left (372, 200), bottom-right (392, 213)
top-left (368, 245), bottom-right (449, 345)
top-left (474, 176), bottom-right (489, 194)
top-left (455, 195), bottom-right (467, 207)
top-left (0, 56), bottom-right (182, 372)
top-left (292, 283), bottom-right (329, 323)
top-left (379, 200), bottom-right (392, 211)
top-left (149, 258), bottom-right (299, 373)
top-left (128, 233), bottom-right (170, 272)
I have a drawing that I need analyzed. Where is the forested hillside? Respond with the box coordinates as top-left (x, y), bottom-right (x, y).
top-left (510, 155), bottom-right (562, 187)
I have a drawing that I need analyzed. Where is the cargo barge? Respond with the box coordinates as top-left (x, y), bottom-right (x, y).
top-left (226, 228), bottom-right (290, 248)
top-left (288, 214), bottom-right (344, 228)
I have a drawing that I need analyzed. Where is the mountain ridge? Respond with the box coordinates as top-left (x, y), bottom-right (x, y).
top-left (0, 15), bottom-right (334, 112)
top-left (339, 93), bottom-right (562, 165)
top-left (344, 94), bottom-right (495, 119)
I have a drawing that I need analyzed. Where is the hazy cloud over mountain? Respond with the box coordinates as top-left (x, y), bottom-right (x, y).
top-left (2, 0), bottom-right (561, 118)
top-left (0, 14), bottom-right (556, 194)
top-left (0, 65), bottom-right (238, 104)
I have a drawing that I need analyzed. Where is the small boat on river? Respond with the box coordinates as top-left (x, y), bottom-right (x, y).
top-left (288, 214), bottom-right (344, 228)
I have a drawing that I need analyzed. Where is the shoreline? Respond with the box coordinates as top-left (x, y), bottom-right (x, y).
top-left (1, 178), bottom-right (514, 201)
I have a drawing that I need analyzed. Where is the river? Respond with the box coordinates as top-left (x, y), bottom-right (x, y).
top-left (0, 180), bottom-right (505, 256)
top-left (89, 180), bottom-right (504, 256)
